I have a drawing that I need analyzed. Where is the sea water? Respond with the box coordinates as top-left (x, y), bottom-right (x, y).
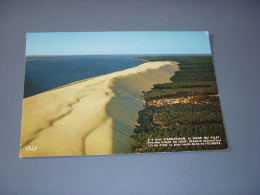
top-left (23, 55), bottom-right (145, 98)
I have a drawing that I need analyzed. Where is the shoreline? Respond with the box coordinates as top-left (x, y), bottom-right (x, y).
top-left (20, 61), bottom-right (179, 157)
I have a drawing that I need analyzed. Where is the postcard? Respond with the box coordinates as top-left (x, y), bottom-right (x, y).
top-left (20, 31), bottom-right (228, 157)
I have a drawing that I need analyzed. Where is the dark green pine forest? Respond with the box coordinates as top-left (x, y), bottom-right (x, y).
top-left (130, 56), bottom-right (228, 153)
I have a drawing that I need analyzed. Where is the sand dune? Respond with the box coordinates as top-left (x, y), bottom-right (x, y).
top-left (108, 63), bottom-right (180, 153)
top-left (20, 61), bottom-right (179, 157)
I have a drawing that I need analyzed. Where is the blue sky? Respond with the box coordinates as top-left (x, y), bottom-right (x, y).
top-left (26, 31), bottom-right (211, 56)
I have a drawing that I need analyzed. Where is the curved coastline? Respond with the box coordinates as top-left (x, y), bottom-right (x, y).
top-left (20, 61), bottom-right (179, 157)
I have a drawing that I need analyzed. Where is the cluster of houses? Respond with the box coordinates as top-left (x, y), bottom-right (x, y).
top-left (147, 94), bottom-right (220, 126)
top-left (146, 96), bottom-right (211, 107)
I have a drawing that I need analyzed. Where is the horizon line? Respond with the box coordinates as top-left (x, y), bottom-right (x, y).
top-left (26, 53), bottom-right (212, 57)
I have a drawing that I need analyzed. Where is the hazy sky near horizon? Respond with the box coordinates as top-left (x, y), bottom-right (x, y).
top-left (26, 31), bottom-right (211, 56)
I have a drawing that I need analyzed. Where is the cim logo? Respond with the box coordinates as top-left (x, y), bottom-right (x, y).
top-left (25, 145), bottom-right (37, 151)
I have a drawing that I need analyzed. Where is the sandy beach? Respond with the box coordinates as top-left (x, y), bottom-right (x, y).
top-left (20, 61), bottom-right (179, 157)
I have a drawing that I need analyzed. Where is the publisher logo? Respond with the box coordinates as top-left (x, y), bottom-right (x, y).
top-left (25, 146), bottom-right (37, 151)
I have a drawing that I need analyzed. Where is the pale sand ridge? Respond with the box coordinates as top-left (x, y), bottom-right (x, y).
top-left (20, 61), bottom-right (179, 157)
